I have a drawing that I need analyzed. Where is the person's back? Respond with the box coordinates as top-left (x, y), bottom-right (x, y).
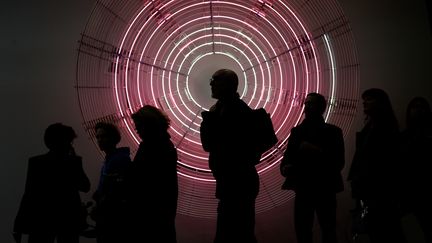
top-left (131, 133), bottom-right (178, 212)
top-left (127, 105), bottom-right (178, 243)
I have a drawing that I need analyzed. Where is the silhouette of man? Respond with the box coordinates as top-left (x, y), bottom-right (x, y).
top-left (200, 69), bottom-right (260, 243)
top-left (280, 93), bottom-right (345, 243)
top-left (93, 122), bottom-right (131, 243)
top-left (13, 123), bottom-right (90, 243)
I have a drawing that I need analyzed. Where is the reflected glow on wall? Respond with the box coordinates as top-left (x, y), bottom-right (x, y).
top-left (76, 0), bottom-right (360, 218)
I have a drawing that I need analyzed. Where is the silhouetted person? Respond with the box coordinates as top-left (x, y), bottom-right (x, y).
top-left (347, 88), bottom-right (406, 243)
top-left (200, 69), bottom-right (260, 243)
top-left (400, 97), bottom-right (432, 243)
top-left (92, 122), bottom-right (131, 243)
top-left (13, 123), bottom-right (90, 243)
top-left (280, 93), bottom-right (345, 243)
top-left (127, 105), bottom-right (178, 243)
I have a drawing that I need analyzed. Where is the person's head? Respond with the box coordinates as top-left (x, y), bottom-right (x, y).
top-left (131, 105), bottom-right (170, 140)
top-left (304, 92), bottom-right (327, 119)
top-left (362, 88), bottom-right (392, 117)
top-left (361, 88), bottom-right (398, 129)
top-left (406, 96), bottom-right (432, 129)
top-left (44, 123), bottom-right (76, 153)
top-left (95, 122), bottom-right (121, 153)
top-left (210, 69), bottom-right (239, 100)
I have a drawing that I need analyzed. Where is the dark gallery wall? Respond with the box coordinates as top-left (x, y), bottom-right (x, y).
top-left (0, 0), bottom-right (431, 242)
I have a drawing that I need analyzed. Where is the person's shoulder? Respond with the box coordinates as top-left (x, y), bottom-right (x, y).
top-left (209, 102), bottom-right (219, 112)
top-left (239, 99), bottom-right (253, 111)
top-left (291, 124), bottom-right (301, 131)
top-left (115, 147), bottom-right (131, 157)
top-left (72, 155), bottom-right (83, 162)
top-left (289, 124), bottom-right (303, 135)
top-left (324, 123), bottom-right (342, 132)
top-left (27, 153), bottom-right (52, 170)
top-left (324, 123), bottom-right (343, 134)
top-left (29, 153), bottom-right (48, 162)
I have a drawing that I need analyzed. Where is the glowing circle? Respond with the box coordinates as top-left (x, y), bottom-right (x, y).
top-left (76, 0), bottom-right (360, 218)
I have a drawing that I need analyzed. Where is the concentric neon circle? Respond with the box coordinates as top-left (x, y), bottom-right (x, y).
top-left (76, 0), bottom-right (360, 219)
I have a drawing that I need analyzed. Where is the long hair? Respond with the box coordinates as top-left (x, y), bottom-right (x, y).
top-left (362, 88), bottom-right (399, 132)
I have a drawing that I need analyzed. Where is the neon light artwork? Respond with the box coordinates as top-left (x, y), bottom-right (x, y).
top-left (76, 0), bottom-right (360, 218)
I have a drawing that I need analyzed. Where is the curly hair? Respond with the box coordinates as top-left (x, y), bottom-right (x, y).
top-left (44, 123), bottom-right (76, 150)
top-left (131, 105), bottom-right (170, 131)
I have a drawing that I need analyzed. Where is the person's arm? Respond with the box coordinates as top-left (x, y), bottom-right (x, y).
top-left (200, 111), bottom-right (214, 152)
top-left (12, 231), bottom-right (21, 243)
top-left (332, 127), bottom-right (345, 171)
top-left (280, 127), bottom-right (302, 190)
top-left (280, 127), bottom-right (300, 176)
top-left (13, 158), bottom-right (35, 239)
top-left (76, 156), bottom-right (91, 193)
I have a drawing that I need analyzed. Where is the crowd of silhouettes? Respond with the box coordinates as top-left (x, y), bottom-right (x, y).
top-left (346, 88), bottom-right (432, 243)
top-left (13, 69), bottom-right (432, 243)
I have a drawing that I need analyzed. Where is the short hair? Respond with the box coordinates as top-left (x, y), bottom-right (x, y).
top-left (95, 121), bottom-right (121, 145)
top-left (131, 105), bottom-right (170, 131)
top-left (306, 92), bottom-right (327, 114)
top-left (212, 69), bottom-right (239, 92)
top-left (44, 123), bottom-right (76, 150)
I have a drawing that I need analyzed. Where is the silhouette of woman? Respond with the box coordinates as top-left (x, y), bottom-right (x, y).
top-left (127, 105), bottom-right (178, 243)
top-left (400, 97), bottom-right (432, 243)
top-left (13, 123), bottom-right (90, 243)
top-left (347, 88), bottom-right (406, 243)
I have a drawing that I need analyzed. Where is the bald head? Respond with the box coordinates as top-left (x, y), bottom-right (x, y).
top-left (210, 69), bottom-right (239, 100)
